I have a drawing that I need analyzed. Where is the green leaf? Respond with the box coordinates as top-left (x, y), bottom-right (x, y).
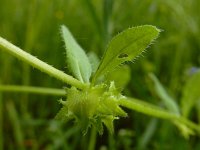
top-left (87, 52), bottom-right (100, 74)
top-left (148, 73), bottom-right (194, 138)
top-left (149, 73), bottom-right (180, 115)
top-left (61, 25), bottom-right (92, 83)
top-left (181, 71), bottom-right (200, 118)
top-left (92, 25), bottom-right (160, 83)
top-left (106, 65), bottom-right (131, 90)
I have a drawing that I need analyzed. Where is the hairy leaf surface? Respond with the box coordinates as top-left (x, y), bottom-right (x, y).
top-left (93, 25), bottom-right (160, 82)
top-left (61, 25), bottom-right (92, 83)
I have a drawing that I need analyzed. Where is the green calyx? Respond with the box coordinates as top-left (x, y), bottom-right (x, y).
top-left (55, 82), bottom-right (127, 134)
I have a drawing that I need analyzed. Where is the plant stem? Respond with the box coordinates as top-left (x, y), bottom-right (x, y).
top-left (0, 91), bottom-right (3, 150)
top-left (0, 85), bottom-right (66, 96)
top-left (119, 97), bottom-right (200, 133)
top-left (88, 127), bottom-right (97, 150)
top-left (0, 37), bottom-right (88, 90)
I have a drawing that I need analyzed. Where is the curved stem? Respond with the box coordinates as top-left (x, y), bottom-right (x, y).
top-left (0, 37), bottom-right (88, 90)
top-left (118, 97), bottom-right (200, 133)
top-left (0, 85), bottom-right (65, 96)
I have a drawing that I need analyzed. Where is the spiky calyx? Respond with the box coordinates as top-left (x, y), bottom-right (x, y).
top-left (55, 82), bottom-right (127, 134)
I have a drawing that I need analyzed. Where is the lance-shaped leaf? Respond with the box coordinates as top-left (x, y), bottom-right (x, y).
top-left (61, 25), bottom-right (92, 83)
top-left (92, 25), bottom-right (160, 82)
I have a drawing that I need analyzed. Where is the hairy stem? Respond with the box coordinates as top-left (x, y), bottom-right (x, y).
top-left (119, 97), bottom-right (200, 133)
top-left (0, 37), bottom-right (88, 90)
top-left (0, 85), bottom-right (65, 96)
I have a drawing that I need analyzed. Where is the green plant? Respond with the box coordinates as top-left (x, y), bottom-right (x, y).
top-left (0, 25), bottom-right (199, 137)
top-left (149, 73), bottom-right (199, 138)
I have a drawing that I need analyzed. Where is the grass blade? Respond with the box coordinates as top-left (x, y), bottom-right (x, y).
top-left (149, 73), bottom-right (180, 114)
top-left (6, 101), bottom-right (25, 150)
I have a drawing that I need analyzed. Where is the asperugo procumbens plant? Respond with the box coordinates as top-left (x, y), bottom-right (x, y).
top-left (0, 25), bottom-right (200, 136)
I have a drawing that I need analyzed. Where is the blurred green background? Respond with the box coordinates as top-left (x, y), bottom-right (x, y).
top-left (0, 0), bottom-right (200, 149)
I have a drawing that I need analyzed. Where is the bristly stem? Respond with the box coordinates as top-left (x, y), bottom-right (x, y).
top-left (0, 37), bottom-right (88, 90)
top-left (119, 97), bottom-right (200, 133)
top-left (0, 85), bottom-right (66, 96)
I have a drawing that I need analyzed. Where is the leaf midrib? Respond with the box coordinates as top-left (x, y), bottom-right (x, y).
top-left (94, 31), bottom-right (153, 80)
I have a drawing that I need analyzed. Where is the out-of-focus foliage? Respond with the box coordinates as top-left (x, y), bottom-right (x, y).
top-left (181, 70), bottom-right (200, 120)
top-left (0, 0), bottom-right (200, 149)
